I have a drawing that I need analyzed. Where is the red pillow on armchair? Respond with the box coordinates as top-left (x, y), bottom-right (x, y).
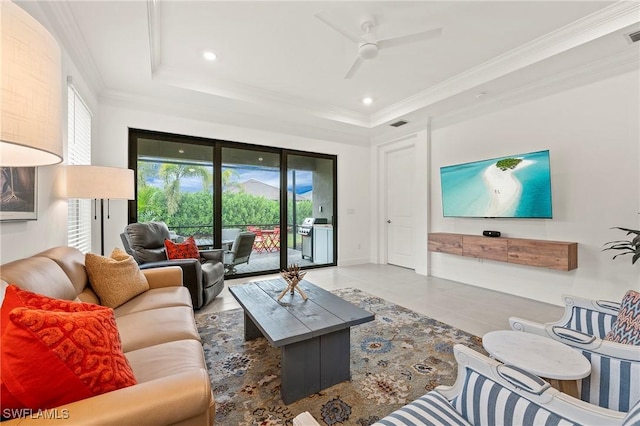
top-left (164, 236), bottom-right (200, 260)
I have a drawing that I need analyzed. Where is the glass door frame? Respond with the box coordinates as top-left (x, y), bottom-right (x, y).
top-left (127, 128), bottom-right (218, 246)
top-left (218, 142), bottom-right (282, 276)
top-left (283, 150), bottom-right (338, 269)
top-left (128, 128), bottom-right (338, 278)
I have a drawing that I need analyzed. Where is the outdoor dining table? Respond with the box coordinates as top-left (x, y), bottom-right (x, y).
top-left (261, 229), bottom-right (280, 252)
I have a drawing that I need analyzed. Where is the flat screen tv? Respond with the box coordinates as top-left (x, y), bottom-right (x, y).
top-left (440, 150), bottom-right (552, 218)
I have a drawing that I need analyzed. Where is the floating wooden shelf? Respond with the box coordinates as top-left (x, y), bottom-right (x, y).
top-left (428, 233), bottom-right (578, 271)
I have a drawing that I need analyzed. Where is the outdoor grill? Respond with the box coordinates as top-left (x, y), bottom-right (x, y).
top-left (298, 217), bottom-right (328, 261)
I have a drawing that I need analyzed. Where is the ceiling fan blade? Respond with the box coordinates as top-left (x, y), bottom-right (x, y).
top-left (314, 13), bottom-right (361, 44)
top-left (377, 27), bottom-right (442, 50)
top-left (344, 56), bottom-right (364, 79)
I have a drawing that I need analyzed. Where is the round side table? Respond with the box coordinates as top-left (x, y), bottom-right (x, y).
top-left (483, 330), bottom-right (590, 397)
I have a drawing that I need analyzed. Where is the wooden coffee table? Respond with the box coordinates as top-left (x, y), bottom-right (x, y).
top-left (483, 330), bottom-right (591, 397)
top-left (229, 279), bottom-right (374, 404)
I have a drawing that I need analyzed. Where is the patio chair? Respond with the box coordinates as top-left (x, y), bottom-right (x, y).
top-left (271, 226), bottom-right (280, 251)
top-left (510, 293), bottom-right (640, 412)
top-left (247, 226), bottom-right (266, 253)
top-left (121, 221), bottom-right (224, 309)
top-left (221, 228), bottom-right (241, 250)
top-left (224, 232), bottom-right (256, 274)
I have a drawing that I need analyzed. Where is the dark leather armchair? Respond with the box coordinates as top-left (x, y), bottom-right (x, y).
top-left (120, 221), bottom-right (224, 309)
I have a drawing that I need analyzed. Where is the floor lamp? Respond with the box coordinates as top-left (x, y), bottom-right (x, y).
top-left (66, 165), bottom-right (135, 255)
top-left (1, 1), bottom-right (62, 167)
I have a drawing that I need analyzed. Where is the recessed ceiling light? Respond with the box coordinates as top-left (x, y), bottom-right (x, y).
top-left (178, 149), bottom-right (185, 154)
top-left (362, 97), bottom-right (373, 105)
top-left (258, 157), bottom-right (263, 162)
top-left (203, 51), bottom-right (217, 61)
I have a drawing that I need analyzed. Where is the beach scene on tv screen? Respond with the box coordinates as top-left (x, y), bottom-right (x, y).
top-left (440, 150), bottom-right (552, 218)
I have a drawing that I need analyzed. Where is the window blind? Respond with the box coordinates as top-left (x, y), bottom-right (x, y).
top-left (67, 84), bottom-right (92, 253)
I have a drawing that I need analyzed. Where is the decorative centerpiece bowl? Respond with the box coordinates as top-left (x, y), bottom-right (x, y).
top-left (277, 264), bottom-right (308, 301)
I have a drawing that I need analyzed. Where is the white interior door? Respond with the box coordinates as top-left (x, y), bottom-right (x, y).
top-left (385, 146), bottom-right (415, 268)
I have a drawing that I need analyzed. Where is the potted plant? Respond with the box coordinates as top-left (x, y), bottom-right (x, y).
top-left (603, 227), bottom-right (640, 265)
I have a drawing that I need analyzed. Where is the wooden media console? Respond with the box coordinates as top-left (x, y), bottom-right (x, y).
top-left (428, 232), bottom-right (578, 271)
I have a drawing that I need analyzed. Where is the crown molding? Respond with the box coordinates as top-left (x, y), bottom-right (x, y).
top-left (370, 1), bottom-right (640, 128)
top-left (431, 47), bottom-right (639, 131)
top-left (99, 89), bottom-right (372, 146)
top-left (101, 46), bottom-right (638, 149)
top-left (38, 1), bottom-right (105, 95)
top-left (152, 65), bottom-right (372, 128)
top-left (147, 0), bottom-right (161, 73)
top-left (370, 46), bottom-right (638, 144)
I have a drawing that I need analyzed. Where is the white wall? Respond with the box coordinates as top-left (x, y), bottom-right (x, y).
top-left (429, 70), bottom-right (640, 305)
top-left (96, 102), bottom-right (371, 266)
top-left (0, 3), bottom-right (99, 263)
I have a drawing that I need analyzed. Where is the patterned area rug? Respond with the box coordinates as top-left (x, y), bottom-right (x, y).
top-left (196, 287), bottom-right (485, 425)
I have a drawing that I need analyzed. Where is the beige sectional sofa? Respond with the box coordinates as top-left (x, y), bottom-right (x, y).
top-left (0, 246), bottom-right (214, 425)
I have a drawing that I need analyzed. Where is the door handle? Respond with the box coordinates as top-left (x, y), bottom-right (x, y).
top-left (387, 220), bottom-right (391, 224)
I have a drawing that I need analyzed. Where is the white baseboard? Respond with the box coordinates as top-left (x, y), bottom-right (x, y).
top-left (337, 257), bottom-right (370, 267)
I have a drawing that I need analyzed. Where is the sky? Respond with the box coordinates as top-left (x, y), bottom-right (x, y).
top-left (148, 165), bottom-right (313, 194)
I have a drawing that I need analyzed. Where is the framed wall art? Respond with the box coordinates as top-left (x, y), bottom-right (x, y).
top-left (0, 167), bottom-right (37, 221)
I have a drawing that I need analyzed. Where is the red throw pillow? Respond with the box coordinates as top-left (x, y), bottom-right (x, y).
top-left (164, 236), bottom-right (200, 260)
top-left (1, 284), bottom-right (103, 336)
top-left (1, 307), bottom-right (136, 414)
top-left (0, 285), bottom-right (110, 417)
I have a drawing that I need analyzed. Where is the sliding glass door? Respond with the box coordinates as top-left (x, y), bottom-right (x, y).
top-left (134, 134), bottom-right (214, 246)
top-left (129, 129), bottom-right (337, 278)
top-left (221, 146), bottom-right (280, 275)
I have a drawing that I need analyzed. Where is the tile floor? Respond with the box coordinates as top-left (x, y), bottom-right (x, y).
top-left (200, 263), bottom-right (565, 337)
top-left (225, 248), bottom-right (317, 276)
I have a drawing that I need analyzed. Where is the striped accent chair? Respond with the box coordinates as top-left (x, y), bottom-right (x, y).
top-left (510, 294), bottom-right (640, 412)
top-left (375, 391), bottom-right (471, 426)
top-left (623, 398), bottom-right (640, 426)
top-left (375, 345), bottom-right (631, 426)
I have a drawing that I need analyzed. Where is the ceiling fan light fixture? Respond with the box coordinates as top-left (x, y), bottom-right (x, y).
top-left (314, 12), bottom-right (442, 79)
top-left (359, 43), bottom-right (379, 60)
top-left (203, 50), bottom-right (217, 61)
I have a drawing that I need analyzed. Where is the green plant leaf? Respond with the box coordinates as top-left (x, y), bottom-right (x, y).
top-left (604, 226), bottom-right (639, 266)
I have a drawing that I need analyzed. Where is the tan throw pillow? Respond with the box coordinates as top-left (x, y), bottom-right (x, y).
top-left (85, 248), bottom-right (149, 308)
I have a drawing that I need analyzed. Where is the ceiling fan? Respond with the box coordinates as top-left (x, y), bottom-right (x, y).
top-left (315, 13), bottom-right (443, 79)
